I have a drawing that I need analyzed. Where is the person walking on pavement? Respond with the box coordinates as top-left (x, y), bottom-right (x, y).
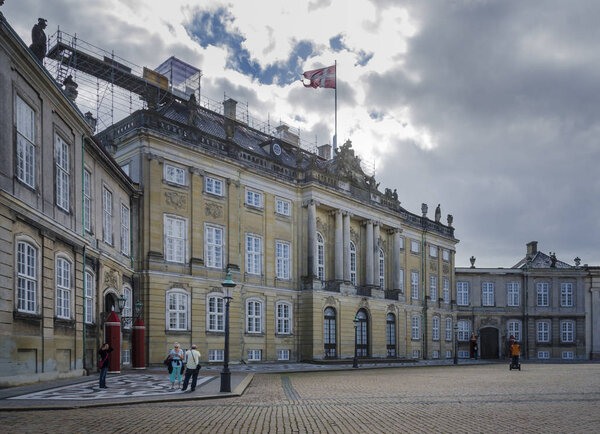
top-left (98, 343), bottom-right (113, 389)
top-left (181, 344), bottom-right (201, 392)
top-left (168, 342), bottom-right (184, 390)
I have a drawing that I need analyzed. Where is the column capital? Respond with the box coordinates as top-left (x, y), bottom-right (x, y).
top-left (302, 199), bottom-right (320, 207)
top-left (361, 219), bottom-right (375, 227)
top-left (188, 167), bottom-right (205, 176)
top-left (389, 227), bottom-right (403, 235)
top-left (329, 209), bottom-right (343, 216)
top-left (342, 210), bottom-right (354, 218)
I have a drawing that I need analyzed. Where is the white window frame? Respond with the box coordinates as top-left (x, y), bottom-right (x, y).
top-left (458, 350), bottom-right (470, 359)
top-left (245, 187), bottom-right (263, 208)
top-left (247, 349), bottom-right (262, 361)
top-left (164, 164), bottom-right (186, 186)
top-left (205, 176), bottom-right (224, 196)
top-left (457, 320), bottom-right (470, 341)
top-left (246, 298), bottom-right (263, 334)
top-left (205, 224), bottom-right (224, 269)
top-left (102, 187), bottom-right (113, 245)
top-left (560, 320), bottom-right (575, 343)
top-left (413, 350), bottom-right (421, 359)
top-left (443, 277), bottom-right (450, 304)
top-left (457, 282), bottom-right (469, 306)
top-left (245, 234), bottom-right (262, 275)
top-left (55, 134), bottom-right (70, 212)
top-left (482, 282), bottom-right (495, 306)
top-left (432, 350), bottom-right (439, 359)
top-left (445, 350), bottom-right (452, 359)
top-left (120, 204), bottom-right (130, 256)
top-left (378, 248), bottom-right (385, 289)
top-left (410, 240), bottom-right (420, 254)
top-left (411, 271), bottom-right (419, 300)
top-left (207, 294), bottom-right (225, 332)
top-left (398, 236), bottom-right (405, 250)
top-left (507, 320), bottom-right (521, 342)
top-left (429, 245), bottom-right (438, 258)
top-left (560, 283), bottom-right (573, 307)
top-left (445, 318), bottom-right (452, 341)
top-left (278, 349), bottom-right (290, 361)
top-left (16, 240), bottom-right (37, 314)
top-left (55, 255), bottom-right (72, 319)
top-left (316, 232), bottom-right (325, 281)
top-left (275, 240), bottom-right (291, 280)
top-left (122, 285), bottom-right (132, 329)
top-left (562, 351), bottom-right (574, 360)
top-left (275, 198), bottom-right (291, 216)
top-left (83, 169), bottom-right (92, 232)
top-left (537, 351), bottom-right (550, 359)
top-left (536, 282), bottom-right (549, 307)
top-left (164, 215), bottom-right (187, 263)
top-left (442, 249), bottom-right (450, 262)
top-left (432, 316), bottom-right (440, 341)
top-left (84, 268), bottom-right (94, 324)
top-left (276, 301), bottom-right (292, 335)
top-left (429, 275), bottom-right (438, 301)
top-left (411, 315), bottom-right (420, 340)
top-left (209, 349), bottom-right (224, 362)
top-left (166, 288), bottom-right (189, 331)
top-left (537, 321), bottom-right (550, 343)
top-left (507, 282), bottom-right (520, 307)
top-left (350, 242), bottom-right (357, 286)
top-left (16, 95), bottom-right (35, 188)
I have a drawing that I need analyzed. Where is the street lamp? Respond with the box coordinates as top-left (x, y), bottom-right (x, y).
top-left (220, 269), bottom-right (236, 393)
top-left (353, 315), bottom-right (360, 368)
top-left (116, 295), bottom-right (143, 327)
top-left (453, 323), bottom-right (459, 365)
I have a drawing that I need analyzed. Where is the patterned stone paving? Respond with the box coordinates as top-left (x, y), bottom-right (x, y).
top-left (8, 374), bottom-right (214, 400)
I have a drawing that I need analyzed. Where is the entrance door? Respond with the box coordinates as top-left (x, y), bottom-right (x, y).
top-left (386, 313), bottom-right (396, 357)
top-left (356, 309), bottom-right (369, 357)
top-left (480, 327), bottom-right (499, 359)
top-left (324, 307), bottom-right (337, 358)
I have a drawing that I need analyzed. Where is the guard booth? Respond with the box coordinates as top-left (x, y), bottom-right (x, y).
top-left (104, 311), bottom-right (121, 373)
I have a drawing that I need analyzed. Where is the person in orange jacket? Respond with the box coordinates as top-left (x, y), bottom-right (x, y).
top-left (510, 342), bottom-right (520, 366)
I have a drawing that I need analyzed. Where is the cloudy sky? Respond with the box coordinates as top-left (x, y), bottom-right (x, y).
top-left (4, 0), bottom-right (599, 267)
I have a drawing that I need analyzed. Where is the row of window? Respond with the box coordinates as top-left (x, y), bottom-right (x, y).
top-left (454, 319), bottom-right (577, 343)
top-left (410, 316), bottom-right (455, 341)
top-left (455, 281), bottom-right (575, 307)
top-left (205, 349), bottom-right (291, 362)
top-left (538, 351), bottom-right (575, 360)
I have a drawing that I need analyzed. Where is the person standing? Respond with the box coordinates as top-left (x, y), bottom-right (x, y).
top-left (168, 342), bottom-right (184, 390)
top-left (98, 343), bottom-right (113, 389)
top-left (510, 342), bottom-right (521, 367)
top-left (181, 344), bottom-right (201, 392)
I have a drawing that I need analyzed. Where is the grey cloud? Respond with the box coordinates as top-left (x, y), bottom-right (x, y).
top-left (307, 0), bottom-right (332, 12)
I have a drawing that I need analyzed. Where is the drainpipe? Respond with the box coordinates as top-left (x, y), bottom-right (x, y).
top-left (81, 135), bottom-right (87, 372)
top-left (421, 231), bottom-right (427, 359)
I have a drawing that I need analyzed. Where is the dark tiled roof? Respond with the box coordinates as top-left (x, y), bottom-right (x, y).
top-left (512, 251), bottom-right (573, 269)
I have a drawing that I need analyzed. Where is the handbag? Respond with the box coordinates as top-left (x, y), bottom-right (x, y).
top-left (180, 362), bottom-right (185, 377)
top-left (98, 354), bottom-right (109, 369)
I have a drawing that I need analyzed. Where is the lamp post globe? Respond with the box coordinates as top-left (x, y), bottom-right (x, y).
top-left (117, 295), bottom-right (127, 313)
top-left (220, 269), bottom-right (236, 393)
top-left (353, 316), bottom-right (360, 368)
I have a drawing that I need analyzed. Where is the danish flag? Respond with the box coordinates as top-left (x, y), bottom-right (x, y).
top-left (302, 65), bottom-right (336, 89)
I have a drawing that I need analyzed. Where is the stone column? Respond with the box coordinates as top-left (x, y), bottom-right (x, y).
top-left (365, 220), bottom-right (374, 286)
top-left (373, 222), bottom-right (380, 287)
top-left (306, 200), bottom-right (317, 277)
top-left (334, 210), bottom-right (343, 281)
top-left (343, 212), bottom-right (351, 282)
top-left (392, 228), bottom-right (403, 290)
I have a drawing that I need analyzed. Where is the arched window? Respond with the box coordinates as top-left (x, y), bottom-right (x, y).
top-left (122, 285), bottom-right (132, 329)
top-left (246, 298), bottom-right (263, 333)
top-left (316, 232), bottom-right (325, 281)
top-left (276, 301), bottom-right (292, 334)
top-left (445, 317), bottom-right (453, 341)
top-left (16, 240), bottom-right (37, 313)
top-left (432, 316), bottom-right (440, 341)
top-left (324, 307), bottom-right (336, 358)
top-left (207, 293), bottom-right (224, 331)
top-left (349, 241), bottom-right (357, 286)
top-left (84, 268), bottom-right (95, 324)
top-left (386, 313), bottom-right (396, 357)
top-left (55, 255), bottom-right (72, 319)
top-left (379, 248), bottom-right (385, 289)
top-left (166, 288), bottom-right (189, 331)
top-left (355, 309), bottom-right (369, 357)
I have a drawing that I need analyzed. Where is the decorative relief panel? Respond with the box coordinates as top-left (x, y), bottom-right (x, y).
top-left (165, 191), bottom-right (187, 210)
top-left (316, 217), bottom-right (328, 237)
top-left (205, 202), bottom-right (224, 219)
top-left (430, 261), bottom-right (438, 272)
top-left (104, 269), bottom-right (118, 289)
top-left (350, 227), bottom-right (360, 244)
top-left (442, 264), bottom-right (450, 274)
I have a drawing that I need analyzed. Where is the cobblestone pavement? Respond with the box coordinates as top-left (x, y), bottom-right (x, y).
top-left (1, 363), bottom-right (599, 433)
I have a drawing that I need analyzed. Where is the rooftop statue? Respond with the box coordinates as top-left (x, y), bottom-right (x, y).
top-left (29, 18), bottom-right (47, 62)
top-left (435, 204), bottom-right (441, 223)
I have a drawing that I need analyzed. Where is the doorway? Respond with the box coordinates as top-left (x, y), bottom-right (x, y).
top-left (480, 327), bottom-right (499, 359)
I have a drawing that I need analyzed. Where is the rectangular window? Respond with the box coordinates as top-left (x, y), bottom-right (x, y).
top-left (278, 349), bottom-right (290, 361)
top-left (457, 282), bottom-right (469, 306)
top-left (205, 176), bottom-right (223, 196)
top-left (445, 318), bottom-right (452, 341)
top-left (432, 316), bottom-right (440, 341)
top-left (17, 241), bottom-right (36, 313)
top-left (538, 351), bottom-right (550, 359)
top-left (245, 234), bottom-right (262, 275)
top-left (537, 321), bottom-right (550, 342)
top-left (350, 244), bottom-right (357, 286)
top-left (246, 300), bottom-right (262, 333)
top-left (209, 349), bottom-right (224, 362)
top-left (120, 204), bottom-right (130, 256)
top-left (164, 216), bottom-right (186, 263)
top-left (412, 350), bottom-right (421, 359)
top-left (84, 270), bottom-right (94, 324)
top-left (245, 188), bottom-right (263, 208)
top-left (445, 350), bottom-right (452, 359)
top-left (432, 350), bottom-right (439, 359)
top-left (457, 320), bottom-right (470, 341)
top-left (560, 283), bottom-right (573, 307)
top-left (411, 315), bottom-right (420, 340)
top-left (410, 240), bottom-right (420, 254)
top-left (275, 198), bottom-right (291, 216)
top-left (507, 282), bottom-right (520, 307)
top-left (411, 271), bottom-right (419, 300)
top-left (507, 320), bottom-right (521, 341)
top-left (443, 278), bottom-right (450, 304)
top-left (399, 269), bottom-right (404, 292)
top-left (482, 282), bottom-right (495, 306)
top-left (208, 296), bottom-right (224, 332)
top-left (537, 282), bottom-right (549, 306)
top-left (458, 350), bottom-right (470, 359)
top-left (398, 237), bottom-right (405, 249)
top-left (83, 170), bottom-right (92, 232)
top-left (56, 258), bottom-right (71, 319)
top-left (276, 303), bottom-right (291, 334)
top-left (275, 241), bottom-right (290, 279)
top-left (429, 275), bottom-right (438, 301)
top-left (560, 321), bottom-right (574, 343)
top-left (205, 225), bottom-right (223, 268)
top-left (55, 134), bottom-right (70, 212)
top-left (165, 164), bottom-right (186, 185)
top-left (16, 95), bottom-right (35, 188)
top-left (429, 245), bottom-right (438, 258)
top-left (102, 188), bottom-right (112, 245)
top-left (442, 249), bottom-right (450, 262)
top-left (168, 292), bottom-right (188, 330)
top-left (247, 350), bottom-right (262, 361)
top-left (562, 351), bottom-right (574, 360)
top-left (122, 350), bottom-right (130, 364)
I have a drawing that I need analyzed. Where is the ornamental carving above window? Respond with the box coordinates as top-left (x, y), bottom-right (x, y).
top-left (205, 202), bottom-right (224, 219)
top-left (165, 191), bottom-right (187, 210)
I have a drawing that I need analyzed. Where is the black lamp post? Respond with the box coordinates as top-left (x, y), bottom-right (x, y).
top-left (353, 315), bottom-right (359, 368)
top-left (116, 295), bottom-right (143, 326)
top-left (453, 323), bottom-right (459, 365)
top-left (220, 269), bottom-right (236, 393)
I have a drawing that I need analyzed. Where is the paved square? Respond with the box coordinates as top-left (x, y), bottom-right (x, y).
top-left (1, 363), bottom-right (599, 433)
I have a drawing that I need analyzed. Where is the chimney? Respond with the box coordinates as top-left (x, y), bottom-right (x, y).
top-left (223, 98), bottom-right (237, 140)
top-left (317, 144), bottom-right (331, 160)
top-left (526, 241), bottom-right (538, 259)
top-left (84, 112), bottom-right (97, 133)
top-left (276, 124), bottom-right (299, 146)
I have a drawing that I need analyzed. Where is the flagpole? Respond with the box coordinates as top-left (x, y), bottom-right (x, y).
top-left (334, 59), bottom-right (337, 157)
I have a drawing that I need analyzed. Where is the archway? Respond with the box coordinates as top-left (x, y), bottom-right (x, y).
top-left (355, 309), bottom-right (369, 357)
top-left (324, 307), bottom-right (337, 358)
top-left (104, 292), bottom-right (117, 316)
top-left (480, 327), bottom-right (499, 359)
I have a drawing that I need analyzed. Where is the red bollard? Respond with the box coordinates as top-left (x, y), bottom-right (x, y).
top-left (104, 311), bottom-right (121, 373)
